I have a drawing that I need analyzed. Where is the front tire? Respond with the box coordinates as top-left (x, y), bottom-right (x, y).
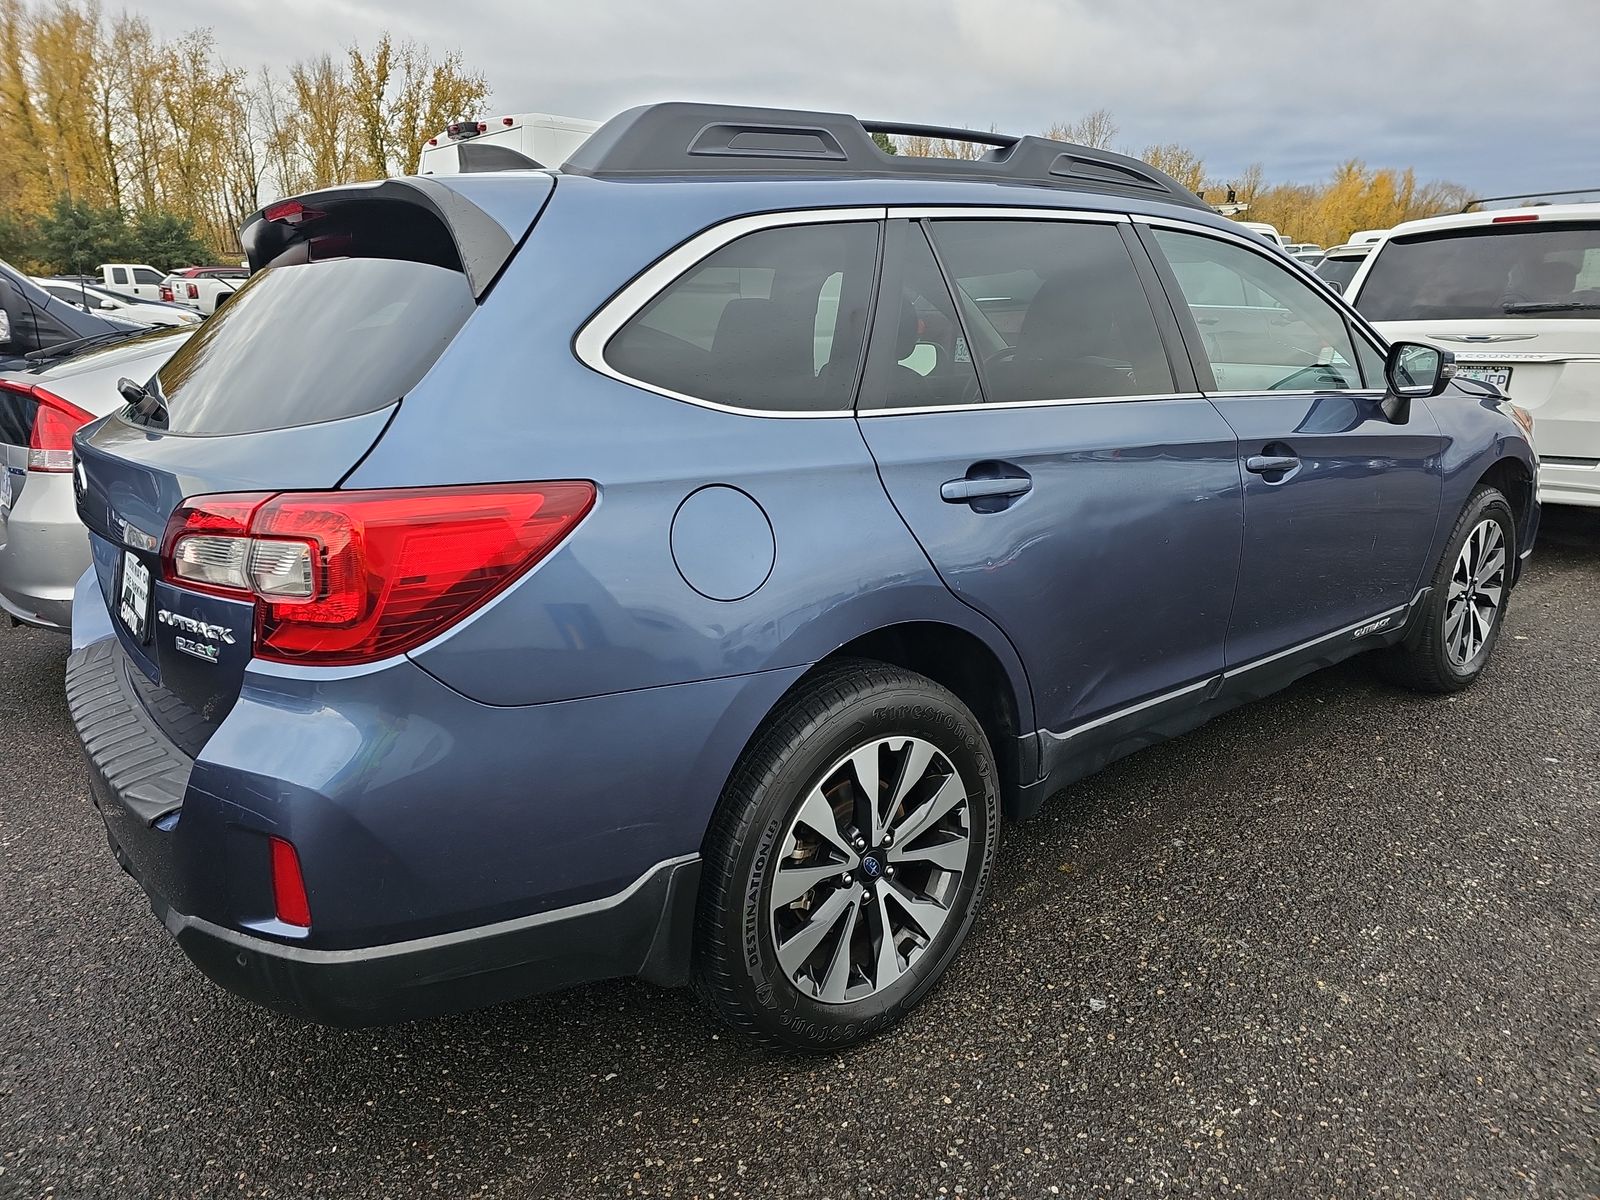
top-left (1382, 485), bottom-right (1516, 693)
top-left (693, 660), bottom-right (1000, 1050)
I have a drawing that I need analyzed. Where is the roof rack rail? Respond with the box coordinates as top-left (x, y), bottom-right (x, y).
top-left (560, 102), bottom-right (1209, 210)
top-left (1462, 187), bottom-right (1600, 212)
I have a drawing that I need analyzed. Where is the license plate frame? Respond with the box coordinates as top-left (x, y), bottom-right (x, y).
top-left (118, 549), bottom-right (151, 643)
top-left (1455, 363), bottom-right (1514, 390)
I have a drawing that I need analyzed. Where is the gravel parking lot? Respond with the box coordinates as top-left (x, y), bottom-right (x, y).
top-left (3, 509), bottom-right (1597, 1199)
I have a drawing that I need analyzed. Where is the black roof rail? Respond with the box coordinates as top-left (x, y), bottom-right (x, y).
top-left (1462, 187), bottom-right (1600, 212)
top-left (560, 102), bottom-right (1209, 210)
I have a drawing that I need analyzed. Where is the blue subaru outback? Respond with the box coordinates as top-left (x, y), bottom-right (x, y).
top-left (67, 103), bottom-right (1538, 1049)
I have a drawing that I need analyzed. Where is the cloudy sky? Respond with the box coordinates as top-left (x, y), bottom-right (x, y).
top-left (137, 0), bottom-right (1597, 195)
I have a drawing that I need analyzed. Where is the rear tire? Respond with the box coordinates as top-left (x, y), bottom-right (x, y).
top-left (1381, 486), bottom-right (1515, 693)
top-left (693, 660), bottom-right (1000, 1051)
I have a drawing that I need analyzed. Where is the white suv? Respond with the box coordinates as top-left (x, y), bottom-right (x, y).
top-left (1348, 202), bottom-right (1600, 507)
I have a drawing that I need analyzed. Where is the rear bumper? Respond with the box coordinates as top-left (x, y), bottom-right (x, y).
top-left (67, 636), bottom-right (707, 1025)
top-left (0, 472), bottom-right (85, 632)
top-left (1538, 459), bottom-right (1600, 508)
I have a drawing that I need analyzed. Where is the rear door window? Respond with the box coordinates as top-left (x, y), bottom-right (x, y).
top-left (151, 257), bottom-right (475, 435)
top-left (605, 221), bottom-right (879, 413)
top-left (859, 222), bottom-right (980, 410)
top-left (1355, 222), bottom-right (1600, 320)
top-left (926, 218), bottom-right (1175, 403)
top-left (111, 268), bottom-right (129, 285)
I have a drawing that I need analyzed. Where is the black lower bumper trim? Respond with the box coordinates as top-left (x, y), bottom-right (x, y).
top-left (152, 854), bottom-right (702, 1026)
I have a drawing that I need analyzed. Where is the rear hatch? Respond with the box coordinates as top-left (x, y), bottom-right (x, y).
top-left (74, 174), bottom-right (552, 751)
top-left (1353, 218), bottom-right (1600, 460)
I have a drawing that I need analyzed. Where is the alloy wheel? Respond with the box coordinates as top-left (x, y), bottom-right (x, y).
top-left (767, 735), bottom-right (973, 1005)
top-left (1445, 518), bottom-right (1506, 669)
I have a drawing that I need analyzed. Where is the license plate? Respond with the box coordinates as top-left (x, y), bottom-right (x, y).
top-left (118, 550), bottom-right (151, 642)
top-left (1456, 364), bottom-right (1513, 390)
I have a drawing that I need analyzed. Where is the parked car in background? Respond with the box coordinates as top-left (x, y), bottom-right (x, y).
top-left (35, 278), bottom-right (201, 329)
top-left (418, 111), bottom-right (599, 174)
top-left (0, 258), bottom-right (144, 370)
top-left (161, 266), bottom-right (248, 315)
top-left (96, 263), bottom-right (167, 302)
top-left (1315, 242), bottom-right (1376, 294)
top-left (67, 103), bottom-right (1537, 1050)
top-left (1285, 243), bottom-right (1325, 264)
top-left (1347, 229), bottom-right (1388, 246)
top-left (1237, 220), bottom-right (1290, 248)
top-left (0, 327), bottom-right (190, 629)
top-left (1348, 202), bottom-right (1600, 507)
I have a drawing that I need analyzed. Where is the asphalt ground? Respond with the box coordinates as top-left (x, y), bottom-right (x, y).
top-left (3, 508), bottom-right (1597, 1199)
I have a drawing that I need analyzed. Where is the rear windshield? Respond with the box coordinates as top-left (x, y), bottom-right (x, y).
top-left (1356, 222), bottom-right (1600, 321)
top-left (152, 258), bottom-right (474, 435)
top-left (1316, 256), bottom-right (1362, 289)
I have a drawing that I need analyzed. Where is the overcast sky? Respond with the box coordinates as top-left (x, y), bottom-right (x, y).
top-left (136, 0), bottom-right (1597, 196)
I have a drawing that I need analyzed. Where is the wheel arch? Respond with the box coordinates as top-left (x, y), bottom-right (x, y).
top-left (1475, 455), bottom-right (1535, 573)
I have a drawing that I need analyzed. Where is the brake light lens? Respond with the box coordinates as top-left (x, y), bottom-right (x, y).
top-left (0, 381), bottom-right (94, 472)
top-left (159, 285), bottom-right (173, 302)
top-left (269, 836), bottom-right (312, 927)
top-left (262, 199), bottom-right (326, 226)
top-left (185, 282), bottom-right (198, 299)
top-left (1492, 213), bottom-right (1539, 223)
top-left (160, 483), bottom-right (596, 665)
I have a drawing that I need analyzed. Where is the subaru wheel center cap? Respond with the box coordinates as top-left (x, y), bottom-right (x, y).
top-left (861, 854), bottom-right (883, 879)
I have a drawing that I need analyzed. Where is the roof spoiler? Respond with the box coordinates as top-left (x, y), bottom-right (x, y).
top-left (560, 102), bottom-right (1209, 210)
top-left (241, 175), bottom-right (551, 298)
top-left (1462, 187), bottom-right (1600, 212)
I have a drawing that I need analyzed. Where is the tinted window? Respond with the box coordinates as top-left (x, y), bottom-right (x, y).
top-left (111, 268), bottom-right (129, 285)
top-left (1315, 256), bottom-right (1363, 289)
top-left (607, 222), bottom-right (878, 413)
top-left (133, 268), bottom-right (163, 285)
top-left (1355, 223), bottom-right (1600, 321)
top-left (1154, 229), bottom-right (1364, 392)
top-left (927, 219), bottom-right (1174, 403)
top-left (859, 223), bottom-right (979, 410)
top-left (152, 257), bottom-right (475, 435)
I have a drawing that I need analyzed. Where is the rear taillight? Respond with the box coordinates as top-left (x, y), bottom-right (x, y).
top-left (159, 285), bottom-right (173, 302)
top-left (269, 836), bottom-right (312, 927)
top-left (160, 483), bottom-right (596, 665)
top-left (0, 380), bottom-right (94, 472)
top-left (185, 282), bottom-right (198, 299)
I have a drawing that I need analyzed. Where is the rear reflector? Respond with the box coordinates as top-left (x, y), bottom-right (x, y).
top-left (161, 482), bottom-right (596, 665)
top-left (269, 836), bottom-right (312, 927)
top-left (0, 380), bottom-right (94, 472)
top-left (1492, 213), bottom-right (1540, 223)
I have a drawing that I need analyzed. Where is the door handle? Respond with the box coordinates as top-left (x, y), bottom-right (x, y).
top-left (1245, 455), bottom-right (1301, 475)
top-left (940, 477), bottom-right (1033, 503)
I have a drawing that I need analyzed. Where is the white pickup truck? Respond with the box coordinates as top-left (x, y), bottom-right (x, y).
top-left (96, 263), bottom-right (168, 302)
top-left (160, 266), bottom-right (249, 316)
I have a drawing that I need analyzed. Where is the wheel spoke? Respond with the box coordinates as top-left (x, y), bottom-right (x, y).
top-left (886, 739), bottom-right (937, 835)
top-left (884, 883), bottom-right (952, 944)
top-left (893, 773), bottom-right (967, 847)
top-left (793, 787), bottom-right (859, 866)
top-left (870, 888), bottom-right (905, 991)
top-left (1444, 602), bottom-right (1465, 639)
top-left (815, 897), bottom-right (860, 1003)
top-left (771, 860), bottom-right (849, 908)
top-left (1476, 583), bottom-right (1503, 609)
top-left (847, 744), bottom-right (882, 841)
top-left (775, 886), bottom-right (854, 982)
top-left (889, 831), bottom-right (970, 871)
top-left (1475, 548), bottom-right (1505, 588)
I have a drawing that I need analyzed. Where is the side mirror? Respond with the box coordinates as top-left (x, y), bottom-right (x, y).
top-left (1385, 341), bottom-right (1455, 398)
top-left (99, 298), bottom-right (118, 310)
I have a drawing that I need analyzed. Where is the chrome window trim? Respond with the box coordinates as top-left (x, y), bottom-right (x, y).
top-left (1203, 389), bottom-right (1386, 399)
top-left (573, 206), bottom-right (888, 420)
top-left (892, 206), bottom-right (1129, 223)
top-left (860, 392), bottom-right (1206, 418)
top-left (1132, 212), bottom-right (1396, 382)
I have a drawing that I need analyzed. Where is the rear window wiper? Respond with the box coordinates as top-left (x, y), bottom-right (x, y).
top-left (1501, 300), bottom-right (1600, 314)
top-left (23, 327), bottom-right (144, 362)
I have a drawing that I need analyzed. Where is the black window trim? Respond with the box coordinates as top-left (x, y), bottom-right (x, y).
top-left (575, 206), bottom-right (889, 419)
top-left (1131, 214), bottom-right (1392, 396)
